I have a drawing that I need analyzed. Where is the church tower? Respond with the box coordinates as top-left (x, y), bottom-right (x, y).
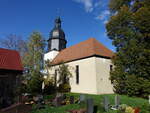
top-left (48, 17), bottom-right (67, 51)
top-left (44, 17), bottom-right (67, 61)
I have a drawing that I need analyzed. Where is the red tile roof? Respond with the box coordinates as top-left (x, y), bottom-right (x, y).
top-left (0, 48), bottom-right (23, 71)
top-left (52, 38), bottom-right (114, 65)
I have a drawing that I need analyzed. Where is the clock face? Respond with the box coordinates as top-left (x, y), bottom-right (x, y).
top-left (53, 31), bottom-right (59, 37)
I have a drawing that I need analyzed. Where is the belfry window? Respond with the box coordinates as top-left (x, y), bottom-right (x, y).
top-left (76, 65), bottom-right (79, 84)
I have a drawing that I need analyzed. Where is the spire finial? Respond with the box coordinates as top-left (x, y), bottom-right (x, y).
top-left (55, 18), bottom-right (61, 28)
top-left (54, 8), bottom-right (62, 28)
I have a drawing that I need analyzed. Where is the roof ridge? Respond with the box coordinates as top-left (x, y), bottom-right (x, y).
top-left (66, 38), bottom-right (93, 49)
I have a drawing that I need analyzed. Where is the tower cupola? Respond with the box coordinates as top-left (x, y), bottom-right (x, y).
top-left (48, 17), bottom-right (67, 52)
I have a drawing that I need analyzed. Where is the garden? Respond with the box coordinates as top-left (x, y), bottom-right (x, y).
top-left (21, 93), bottom-right (150, 113)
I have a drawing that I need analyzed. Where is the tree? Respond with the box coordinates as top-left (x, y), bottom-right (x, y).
top-left (106, 0), bottom-right (150, 98)
top-left (57, 62), bottom-right (72, 92)
top-left (43, 61), bottom-right (72, 93)
top-left (27, 71), bottom-right (43, 94)
top-left (57, 62), bottom-right (72, 84)
top-left (43, 60), bottom-right (56, 94)
top-left (24, 32), bottom-right (45, 94)
top-left (0, 34), bottom-right (28, 65)
top-left (24, 32), bottom-right (45, 72)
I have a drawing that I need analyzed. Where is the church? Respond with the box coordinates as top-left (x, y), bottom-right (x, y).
top-left (44, 17), bottom-right (114, 94)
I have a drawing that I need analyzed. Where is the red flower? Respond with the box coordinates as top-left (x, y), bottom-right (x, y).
top-left (134, 107), bottom-right (140, 113)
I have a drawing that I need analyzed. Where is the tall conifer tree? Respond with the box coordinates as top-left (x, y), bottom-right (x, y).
top-left (106, 0), bottom-right (150, 98)
top-left (24, 32), bottom-right (45, 94)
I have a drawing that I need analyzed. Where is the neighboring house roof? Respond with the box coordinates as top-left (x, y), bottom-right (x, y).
top-left (0, 48), bottom-right (23, 71)
top-left (52, 38), bottom-right (114, 65)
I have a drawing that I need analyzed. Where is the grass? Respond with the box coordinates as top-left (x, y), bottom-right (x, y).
top-left (31, 93), bottom-right (149, 113)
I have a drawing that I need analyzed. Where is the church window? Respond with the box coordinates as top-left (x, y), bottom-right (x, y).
top-left (54, 70), bottom-right (57, 86)
top-left (76, 65), bottom-right (79, 84)
top-left (110, 65), bottom-right (113, 71)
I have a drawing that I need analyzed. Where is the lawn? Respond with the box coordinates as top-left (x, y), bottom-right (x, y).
top-left (31, 93), bottom-right (149, 113)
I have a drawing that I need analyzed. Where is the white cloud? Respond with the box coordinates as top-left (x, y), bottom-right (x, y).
top-left (94, 10), bottom-right (110, 24)
top-left (73, 0), bottom-right (93, 12)
top-left (103, 20), bottom-right (108, 24)
top-left (72, 0), bottom-right (108, 13)
top-left (95, 10), bottom-right (110, 24)
top-left (99, 10), bottom-right (110, 20)
top-left (72, 0), bottom-right (110, 24)
top-left (94, 1), bottom-right (102, 8)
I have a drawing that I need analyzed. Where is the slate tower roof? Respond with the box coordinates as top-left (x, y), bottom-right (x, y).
top-left (47, 17), bottom-right (67, 52)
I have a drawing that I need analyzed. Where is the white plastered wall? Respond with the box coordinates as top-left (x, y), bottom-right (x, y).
top-left (48, 57), bottom-right (97, 94)
top-left (44, 50), bottom-right (59, 61)
top-left (47, 56), bottom-right (114, 94)
top-left (67, 57), bottom-right (97, 94)
top-left (95, 57), bottom-right (114, 94)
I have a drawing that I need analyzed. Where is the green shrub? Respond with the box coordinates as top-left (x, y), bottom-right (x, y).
top-left (58, 83), bottom-right (71, 93)
top-left (43, 80), bottom-right (56, 95)
top-left (27, 71), bottom-right (43, 95)
top-left (17, 83), bottom-right (28, 94)
top-left (126, 76), bottom-right (150, 98)
top-left (140, 103), bottom-right (150, 113)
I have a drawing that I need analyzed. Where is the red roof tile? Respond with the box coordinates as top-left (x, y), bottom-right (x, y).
top-left (52, 38), bottom-right (114, 64)
top-left (0, 48), bottom-right (23, 71)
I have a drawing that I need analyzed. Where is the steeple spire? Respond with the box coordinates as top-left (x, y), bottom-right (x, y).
top-left (55, 17), bottom-right (61, 28)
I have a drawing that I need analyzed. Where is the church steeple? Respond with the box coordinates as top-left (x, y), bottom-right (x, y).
top-left (48, 17), bottom-right (67, 52)
top-left (55, 17), bottom-right (61, 28)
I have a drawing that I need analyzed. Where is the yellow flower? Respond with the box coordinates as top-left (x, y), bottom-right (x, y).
top-left (125, 106), bottom-right (134, 113)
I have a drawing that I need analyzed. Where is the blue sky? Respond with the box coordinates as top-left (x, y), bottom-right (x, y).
top-left (0, 0), bottom-right (115, 51)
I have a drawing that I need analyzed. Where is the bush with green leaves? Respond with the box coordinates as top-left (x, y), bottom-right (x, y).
top-left (140, 103), bottom-right (150, 113)
top-left (125, 76), bottom-right (150, 98)
top-left (27, 71), bottom-right (43, 95)
top-left (57, 62), bottom-right (72, 93)
top-left (58, 83), bottom-right (71, 93)
top-left (43, 78), bottom-right (56, 94)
